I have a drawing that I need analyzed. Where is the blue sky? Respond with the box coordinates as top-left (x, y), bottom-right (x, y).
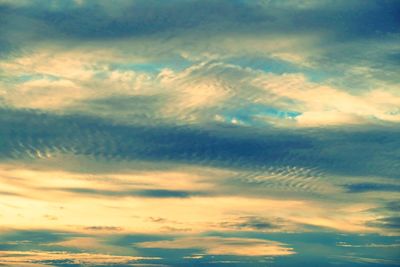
top-left (0, 0), bottom-right (399, 266)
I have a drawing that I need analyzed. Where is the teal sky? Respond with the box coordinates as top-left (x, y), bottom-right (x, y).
top-left (0, 0), bottom-right (399, 266)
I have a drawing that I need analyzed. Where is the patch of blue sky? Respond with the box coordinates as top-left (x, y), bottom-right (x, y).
top-left (226, 56), bottom-right (330, 82)
top-left (109, 63), bottom-right (162, 73)
top-left (220, 104), bottom-right (301, 126)
top-left (109, 57), bottom-right (192, 74)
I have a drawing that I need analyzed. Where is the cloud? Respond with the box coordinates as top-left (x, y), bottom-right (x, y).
top-left (136, 236), bottom-right (295, 256)
top-left (2, 0), bottom-right (398, 43)
top-left (59, 187), bottom-right (201, 198)
top-left (1, 1), bottom-right (399, 266)
top-left (44, 236), bottom-right (138, 256)
top-left (252, 72), bottom-right (400, 126)
top-left (83, 226), bottom-right (123, 232)
top-left (338, 255), bottom-right (399, 265)
top-left (0, 162), bottom-right (387, 235)
top-left (2, 108), bottom-right (400, 179)
top-left (218, 216), bottom-right (289, 233)
top-left (0, 250), bottom-right (158, 266)
top-left (2, 48), bottom-right (400, 126)
top-left (1, 0), bottom-right (399, 128)
top-left (336, 242), bottom-right (400, 248)
top-left (367, 217), bottom-right (400, 231)
top-left (226, 216), bottom-right (278, 231)
top-left (344, 183), bottom-right (400, 193)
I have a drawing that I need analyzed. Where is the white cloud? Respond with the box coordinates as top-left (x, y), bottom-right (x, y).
top-left (252, 73), bottom-right (400, 126)
top-left (1, 42), bottom-right (399, 126)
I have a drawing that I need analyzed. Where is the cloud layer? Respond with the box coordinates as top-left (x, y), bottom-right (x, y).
top-left (0, 0), bottom-right (399, 266)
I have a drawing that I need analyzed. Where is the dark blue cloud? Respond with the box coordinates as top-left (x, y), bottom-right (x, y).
top-left (1, 0), bottom-right (398, 93)
top-left (1, 108), bottom-right (399, 179)
top-left (1, 0), bottom-right (398, 40)
top-left (0, 229), bottom-right (67, 244)
top-left (0, 229), bottom-right (78, 251)
top-left (57, 187), bottom-right (200, 198)
top-left (0, 0), bottom-right (271, 42)
top-left (219, 216), bottom-right (278, 230)
top-left (384, 202), bottom-right (400, 212)
top-left (368, 217), bottom-right (400, 230)
top-left (0, 0), bottom-right (399, 65)
top-left (344, 183), bottom-right (400, 193)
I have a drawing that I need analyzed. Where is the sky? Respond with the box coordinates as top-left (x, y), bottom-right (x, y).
top-left (0, 0), bottom-right (399, 266)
